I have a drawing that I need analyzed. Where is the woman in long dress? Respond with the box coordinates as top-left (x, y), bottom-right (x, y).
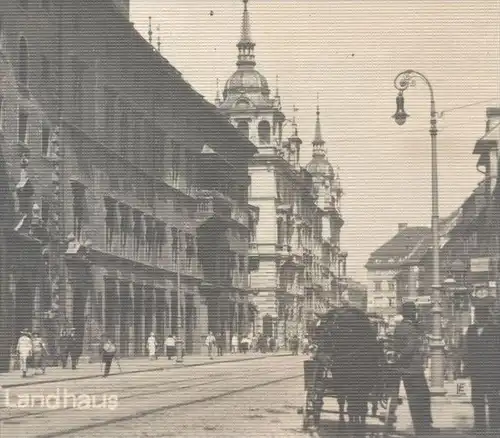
top-left (146, 332), bottom-right (157, 360)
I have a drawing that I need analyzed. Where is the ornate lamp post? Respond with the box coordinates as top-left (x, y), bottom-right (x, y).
top-left (393, 70), bottom-right (446, 395)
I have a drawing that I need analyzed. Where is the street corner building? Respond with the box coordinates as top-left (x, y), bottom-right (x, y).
top-left (214, 0), bottom-right (346, 341)
top-left (0, 0), bottom-right (259, 369)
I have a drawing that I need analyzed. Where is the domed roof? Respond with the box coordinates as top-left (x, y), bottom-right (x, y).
top-left (306, 157), bottom-right (335, 178)
top-left (224, 69), bottom-right (270, 97)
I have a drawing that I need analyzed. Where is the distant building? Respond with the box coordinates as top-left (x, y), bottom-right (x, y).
top-left (343, 278), bottom-right (368, 311)
top-left (365, 223), bottom-right (431, 324)
top-left (215, 0), bottom-right (345, 343)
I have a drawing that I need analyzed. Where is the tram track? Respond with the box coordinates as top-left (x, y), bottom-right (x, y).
top-left (33, 369), bottom-right (304, 438)
top-left (1, 361), bottom-right (301, 424)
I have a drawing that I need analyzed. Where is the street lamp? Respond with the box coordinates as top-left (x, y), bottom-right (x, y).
top-left (393, 69), bottom-right (446, 395)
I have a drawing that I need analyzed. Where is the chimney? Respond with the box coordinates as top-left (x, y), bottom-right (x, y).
top-left (398, 223), bottom-right (408, 232)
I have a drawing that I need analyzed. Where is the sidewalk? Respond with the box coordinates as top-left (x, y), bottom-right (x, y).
top-left (0, 351), bottom-right (291, 389)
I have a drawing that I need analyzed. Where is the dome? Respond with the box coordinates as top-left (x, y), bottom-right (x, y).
top-left (306, 157), bottom-right (335, 177)
top-left (224, 69), bottom-right (270, 97)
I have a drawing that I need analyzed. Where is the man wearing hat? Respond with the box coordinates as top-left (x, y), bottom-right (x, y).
top-left (16, 329), bottom-right (33, 378)
top-left (394, 301), bottom-right (439, 436)
top-left (464, 301), bottom-right (500, 434)
top-left (31, 331), bottom-right (48, 374)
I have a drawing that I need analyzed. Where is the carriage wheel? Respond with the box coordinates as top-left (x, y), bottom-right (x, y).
top-left (302, 389), bottom-right (315, 430)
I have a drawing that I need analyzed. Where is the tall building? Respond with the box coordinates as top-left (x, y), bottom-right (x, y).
top-left (0, 0), bottom-right (256, 368)
top-left (216, 0), bottom-right (344, 343)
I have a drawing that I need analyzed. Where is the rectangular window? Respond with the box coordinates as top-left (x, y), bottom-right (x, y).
top-left (133, 116), bottom-right (142, 166)
top-left (119, 203), bottom-right (130, 250)
top-left (145, 216), bottom-right (155, 261)
top-left (374, 281), bottom-right (382, 292)
top-left (119, 105), bottom-right (128, 158)
top-left (172, 141), bottom-right (180, 186)
top-left (239, 255), bottom-right (245, 275)
top-left (20, 0), bottom-right (28, 10)
top-left (388, 281), bottom-right (395, 292)
top-left (41, 55), bottom-right (50, 82)
top-left (41, 122), bottom-right (50, 156)
top-left (171, 227), bottom-right (179, 264)
top-left (42, 0), bottom-right (50, 10)
top-left (104, 89), bottom-right (116, 146)
top-left (133, 210), bottom-right (143, 259)
top-left (71, 181), bottom-right (86, 241)
top-left (185, 233), bottom-right (195, 269)
top-left (18, 109), bottom-right (28, 144)
top-left (155, 221), bottom-right (166, 258)
top-left (104, 197), bottom-right (118, 252)
top-left (73, 67), bottom-right (84, 121)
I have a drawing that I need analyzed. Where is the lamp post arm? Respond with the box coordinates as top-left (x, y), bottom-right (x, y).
top-left (394, 69), bottom-right (437, 122)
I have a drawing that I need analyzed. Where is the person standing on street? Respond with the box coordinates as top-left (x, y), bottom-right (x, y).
top-left (31, 331), bottom-right (48, 375)
top-left (464, 302), bottom-right (500, 434)
top-left (241, 335), bottom-right (250, 354)
top-left (290, 335), bottom-right (299, 355)
top-left (394, 301), bottom-right (439, 436)
top-left (67, 328), bottom-right (80, 369)
top-left (164, 334), bottom-right (176, 360)
top-left (101, 336), bottom-right (117, 378)
top-left (216, 332), bottom-right (225, 356)
top-left (16, 329), bottom-right (33, 378)
top-left (231, 334), bottom-right (239, 354)
top-left (205, 331), bottom-right (216, 359)
top-left (146, 332), bottom-right (157, 360)
top-left (59, 329), bottom-right (69, 368)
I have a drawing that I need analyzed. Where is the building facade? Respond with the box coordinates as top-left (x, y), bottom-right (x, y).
top-left (0, 0), bottom-right (256, 367)
top-left (215, 0), bottom-right (345, 344)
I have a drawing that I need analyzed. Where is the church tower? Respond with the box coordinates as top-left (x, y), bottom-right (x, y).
top-left (217, 0), bottom-right (285, 155)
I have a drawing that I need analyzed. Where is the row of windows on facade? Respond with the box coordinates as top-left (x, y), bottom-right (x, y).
top-left (18, 0), bottom-right (51, 11)
top-left (9, 31), bottom-right (187, 183)
top-left (72, 185), bottom-right (247, 274)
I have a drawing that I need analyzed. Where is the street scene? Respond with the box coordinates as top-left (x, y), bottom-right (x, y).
top-left (1, 0), bottom-right (500, 436)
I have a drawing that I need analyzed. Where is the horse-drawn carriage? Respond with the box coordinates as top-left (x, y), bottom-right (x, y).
top-left (298, 306), bottom-right (402, 434)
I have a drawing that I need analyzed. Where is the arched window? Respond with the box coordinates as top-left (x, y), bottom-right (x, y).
top-left (18, 37), bottom-right (29, 88)
top-left (258, 120), bottom-right (270, 144)
top-left (237, 120), bottom-right (249, 138)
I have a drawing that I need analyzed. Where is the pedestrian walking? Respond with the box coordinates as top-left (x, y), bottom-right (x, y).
top-left (31, 331), bottom-right (48, 375)
top-left (216, 332), bottom-right (225, 356)
top-left (240, 335), bottom-right (250, 354)
top-left (231, 334), bottom-right (239, 354)
top-left (464, 302), bottom-right (500, 434)
top-left (302, 335), bottom-right (310, 354)
top-left (63, 328), bottom-right (80, 369)
top-left (269, 336), bottom-right (276, 353)
top-left (16, 329), bottom-right (32, 378)
top-left (146, 332), bottom-right (157, 360)
top-left (394, 301), bottom-right (439, 436)
top-left (101, 336), bottom-right (117, 378)
top-left (205, 331), bottom-right (216, 359)
top-left (164, 334), bottom-right (176, 360)
top-left (290, 335), bottom-right (299, 355)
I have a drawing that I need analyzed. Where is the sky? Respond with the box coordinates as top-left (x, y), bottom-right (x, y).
top-left (130, 0), bottom-right (500, 283)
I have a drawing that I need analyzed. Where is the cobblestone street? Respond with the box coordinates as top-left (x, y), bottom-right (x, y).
top-left (0, 355), bottom-right (480, 437)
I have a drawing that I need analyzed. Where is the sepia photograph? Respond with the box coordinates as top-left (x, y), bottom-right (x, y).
top-left (0, 0), bottom-right (499, 436)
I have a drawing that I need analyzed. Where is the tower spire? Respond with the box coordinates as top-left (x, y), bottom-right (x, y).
top-left (157, 24), bottom-right (161, 53)
top-left (313, 94), bottom-right (326, 157)
top-left (292, 105), bottom-right (299, 137)
top-left (236, 0), bottom-right (256, 68)
top-left (148, 16), bottom-right (153, 45)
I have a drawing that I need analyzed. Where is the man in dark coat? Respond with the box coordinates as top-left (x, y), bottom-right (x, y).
top-left (66, 328), bottom-right (81, 370)
top-left (464, 303), bottom-right (500, 434)
top-left (394, 301), bottom-right (439, 436)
